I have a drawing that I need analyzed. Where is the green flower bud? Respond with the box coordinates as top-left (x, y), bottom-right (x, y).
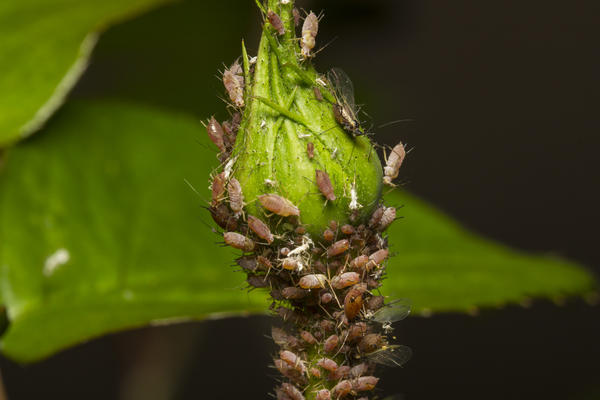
top-left (231, 1), bottom-right (382, 237)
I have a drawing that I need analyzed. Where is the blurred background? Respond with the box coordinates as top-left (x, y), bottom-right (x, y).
top-left (1, 0), bottom-right (599, 399)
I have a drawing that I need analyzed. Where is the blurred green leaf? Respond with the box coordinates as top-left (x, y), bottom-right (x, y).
top-left (0, 0), bottom-right (170, 146)
top-left (0, 101), bottom-right (594, 362)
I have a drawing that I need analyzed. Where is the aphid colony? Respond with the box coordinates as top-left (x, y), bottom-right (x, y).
top-left (204, 3), bottom-right (410, 399)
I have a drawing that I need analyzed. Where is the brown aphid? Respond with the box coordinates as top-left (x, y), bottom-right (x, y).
top-left (368, 206), bottom-right (385, 228)
top-left (344, 284), bottom-right (367, 320)
top-left (341, 224), bottom-right (354, 235)
top-left (301, 12), bottom-right (318, 59)
top-left (353, 376), bottom-right (379, 392)
top-left (366, 295), bottom-right (385, 312)
top-left (329, 365), bottom-right (350, 381)
top-left (358, 333), bottom-right (383, 354)
top-left (206, 116), bottom-right (226, 153)
top-left (258, 194), bottom-right (300, 216)
top-left (292, 8), bottom-right (301, 27)
top-left (237, 256), bottom-right (257, 272)
top-left (247, 274), bottom-right (268, 288)
top-left (299, 274), bottom-right (328, 289)
top-left (300, 330), bottom-right (317, 345)
top-left (347, 322), bottom-right (368, 342)
top-left (333, 310), bottom-right (349, 327)
top-left (378, 206), bottom-right (396, 231)
top-left (383, 142), bottom-right (406, 186)
top-left (317, 357), bottom-right (338, 372)
top-left (366, 277), bottom-right (381, 289)
top-left (349, 255), bottom-right (369, 271)
top-left (349, 363), bottom-right (369, 378)
top-left (257, 255), bottom-right (273, 270)
top-left (272, 327), bottom-right (296, 348)
top-left (267, 10), bottom-right (285, 35)
top-left (306, 142), bottom-right (315, 159)
top-left (323, 334), bottom-right (339, 353)
top-left (331, 272), bottom-right (361, 289)
top-left (210, 204), bottom-right (238, 231)
top-left (320, 291), bottom-right (333, 304)
top-left (329, 220), bottom-right (338, 230)
top-left (315, 170), bottom-right (336, 201)
top-left (315, 389), bottom-right (331, 400)
top-left (331, 380), bottom-right (352, 398)
top-left (247, 215), bottom-right (273, 243)
top-left (313, 86), bottom-right (323, 101)
top-left (222, 61), bottom-right (244, 108)
top-left (367, 248), bottom-right (389, 270)
top-left (314, 260), bottom-right (327, 274)
top-left (282, 257), bottom-right (299, 271)
top-left (211, 172), bottom-right (226, 206)
top-left (310, 367), bottom-right (322, 378)
top-left (327, 239), bottom-right (349, 257)
top-left (282, 286), bottom-right (308, 300)
top-left (281, 383), bottom-right (305, 400)
top-left (224, 232), bottom-right (255, 252)
top-left (320, 319), bottom-right (336, 333)
top-left (295, 226), bottom-right (306, 234)
top-left (280, 350), bottom-right (306, 374)
top-left (275, 359), bottom-right (300, 383)
top-left (227, 178), bottom-right (244, 216)
top-left (277, 307), bottom-right (303, 324)
top-left (323, 228), bottom-right (334, 242)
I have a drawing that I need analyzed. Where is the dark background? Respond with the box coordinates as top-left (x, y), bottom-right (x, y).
top-left (2, 0), bottom-right (599, 399)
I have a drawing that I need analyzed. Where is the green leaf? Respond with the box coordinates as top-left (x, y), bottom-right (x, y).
top-left (384, 191), bottom-right (596, 314)
top-left (0, 0), bottom-right (170, 146)
top-left (0, 101), bottom-right (594, 363)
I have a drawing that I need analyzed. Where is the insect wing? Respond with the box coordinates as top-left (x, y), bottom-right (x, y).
top-left (372, 298), bottom-right (411, 324)
top-left (327, 67), bottom-right (356, 112)
top-left (367, 345), bottom-right (412, 368)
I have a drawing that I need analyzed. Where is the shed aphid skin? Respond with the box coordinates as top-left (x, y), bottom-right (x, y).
top-left (204, 1), bottom-right (411, 398)
top-left (327, 68), bottom-right (365, 136)
top-left (301, 12), bottom-right (318, 59)
top-left (383, 142), bottom-right (406, 186)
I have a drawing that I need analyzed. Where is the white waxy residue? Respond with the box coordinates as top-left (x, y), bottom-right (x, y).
top-left (43, 248), bottom-right (70, 277)
top-left (349, 182), bottom-right (362, 210)
top-left (223, 155), bottom-right (237, 180)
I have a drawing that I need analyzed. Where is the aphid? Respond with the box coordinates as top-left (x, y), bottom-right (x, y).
top-left (317, 357), bottom-right (338, 372)
top-left (295, 226), bottom-right (306, 235)
top-left (331, 271), bottom-right (360, 289)
top-left (275, 359), bottom-right (303, 384)
top-left (247, 215), bottom-right (274, 243)
top-left (247, 274), bottom-right (268, 288)
top-left (329, 220), bottom-right (338, 230)
top-left (315, 389), bottom-right (331, 400)
top-left (313, 86), bottom-right (323, 101)
top-left (280, 247), bottom-right (291, 256)
top-left (383, 142), bottom-right (406, 186)
top-left (282, 286), bottom-right (308, 300)
top-left (272, 327), bottom-right (290, 346)
top-left (282, 257), bottom-right (299, 271)
top-left (323, 334), bottom-right (339, 353)
top-left (349, 255), bottom-right (369, 271)
top-left (349, 363), bottom-right (369, 378)
top-left (306, 142), bottom-right (314, 159)
top-left (299, 274), bottom-right (328, 289)
top-left (292, 8), bottom-right (301, 27)
top-left (352, 376), bottom-right (379, 392)
top-left (329, 365), bottom-right (350, 381)
top-left (341, 224), bottom-right (355, 235)
top-left (315, 169), bottom-right (336, 201)
top-left (206, 116), bottom-right (226, 152)
top-left (367, 249), bottom-right (389, 269)
top-left (319, 319), bottom-right (336, 332)
top-left (267, 10), bottom-right (285, 35)
top-left (327, 68), bottom-right (364, 136)
top-left (222, 61), bottom-right (245, 108)
top-left (237, 256), bottom-right (257, 272)
top-left (366, 295), bottom-right (385, 312)
top-left (368, 206), bottom-right (385, 228)
top-left (210, 204), bottom-right (238, 230)
top-left (310, 367), bottom-right (322, 378)
top-left (365, 345), bottom-right (412, 368)
top-left (301, 12), bottom-right (318, 59)
top-left (331, 380), bottom-right (352, 398)
top-left (224, 232), bottom-right (255, 252)
top-left (346, 322), bottom-right (367, 342)
top-left (300, 330), bottom-right (317, 344)
top-left (257, 255), bottom-right (273, 270)
top-left (378, 207), bottom-right (396, 231)
top-left (320, 291), bottom-right (333, 304)
top-left (227, 178), bottom-right (244, 216)
top-left (327, 239), bottom-right (349, 257)
top-left (371, 298), bottom-right (411, 332)
top-left (344, 284), bottom-right (367, 320)
top-left (278, 307), bottom-right (304, 324)
top-left (258, 194), bottom-right (300, 216)
top-left (280, 383), bottom-right (305, 400)
top-left (211, 172), bottom-right (226, 206)
top-left (323, 228), bottom-right (334, 242)
top-left (280, 350), bottom-right (306, 374)
top-left (358, 333), bottom-right (383, 354)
